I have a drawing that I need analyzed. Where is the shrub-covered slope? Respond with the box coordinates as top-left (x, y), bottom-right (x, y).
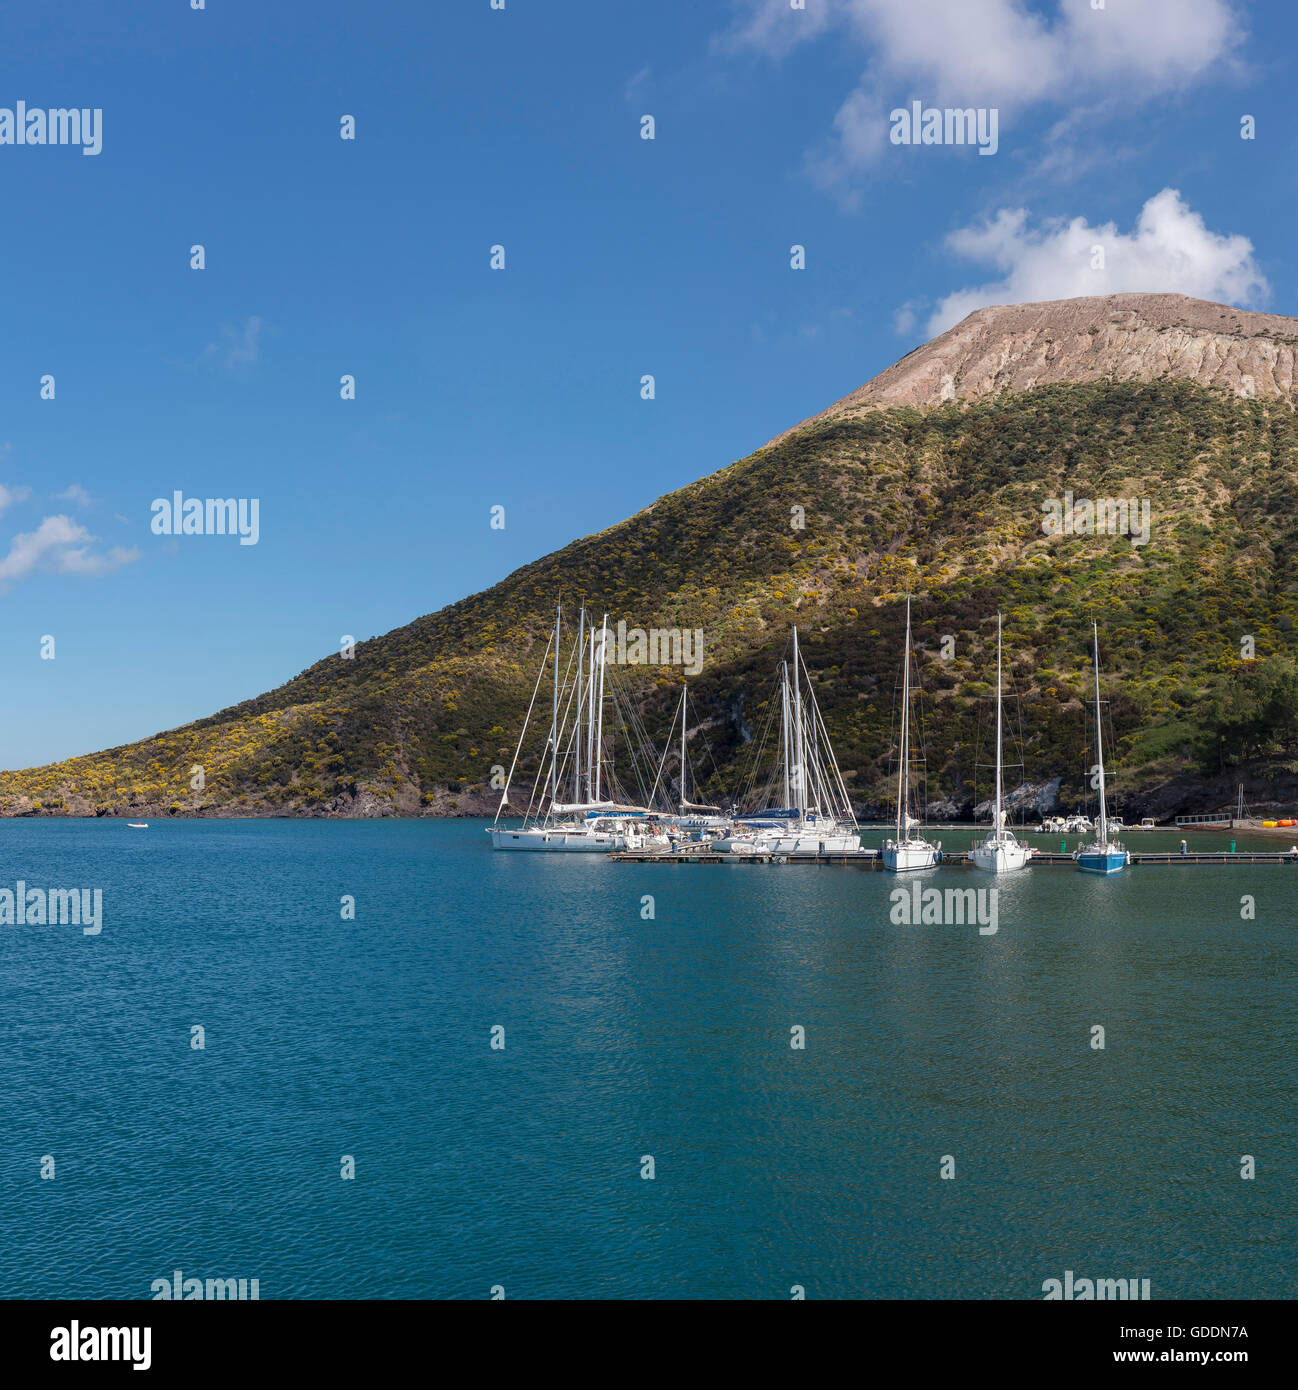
top-left (4, 373), bottom-right (1298, 819)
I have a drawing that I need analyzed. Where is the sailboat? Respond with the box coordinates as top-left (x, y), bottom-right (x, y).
top-left (654, 684), bottom-right (727, 833)
top-left (970, 613), bottom-right (1035, 873)
top-left (488, 604), bottom-right (663, 851)
top-left (882, 596), bottom-right (941, 872)
top-left (1073, 621), bottom-right (1130, 874)
top-left (714, 627), bottom-right (861, 853)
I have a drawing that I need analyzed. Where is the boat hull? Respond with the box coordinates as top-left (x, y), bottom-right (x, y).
top-left (488, 827), bottom-right (625, 852)
top-left (882, 840), bottom-right (941, 872)
top-left (969, 841), bottom-right (1033, 873)
top-left (1075, 846), bottom-right (1130, 874)
top-left (713, 826), bottom-right (861, 854)
top-left (757, 831), bottom-right (861, 853)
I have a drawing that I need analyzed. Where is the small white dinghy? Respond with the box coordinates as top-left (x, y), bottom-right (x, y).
top-left (127, 822), bottom-right (149, 829)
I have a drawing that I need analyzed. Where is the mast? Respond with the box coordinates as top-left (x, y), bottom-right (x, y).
top-left (1093, 621), bottom-right (1108, 846)
top-left (593, 612), bottom-right (608, 802)
top-left (792, 627), bottom-right (806, 822)
top-left (679, 685), bottom-right (688, 813)
top-left (550, 602), bottom-right (560, 812)
top-left (994, 612), bottom-right (1004, 839)
top-left (780, 663), bottom-right (791, 809)
top-left (589, 614), bottom-right (600, 800)
top-left (574, 608), bottom-right (585, 801)
top-left (896, 597), bottom-right (911, 842)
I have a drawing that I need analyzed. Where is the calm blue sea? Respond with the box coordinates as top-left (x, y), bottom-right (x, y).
top-left (0, 817), bottom-right (1293, 1299)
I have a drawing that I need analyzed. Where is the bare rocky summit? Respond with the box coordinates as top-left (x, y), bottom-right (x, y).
top-left (765, 293), bottom-right (1298, 446)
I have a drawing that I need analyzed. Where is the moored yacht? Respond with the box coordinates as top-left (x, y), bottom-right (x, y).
top-left (653, 683), bottom-right (731, 837)
top-left (488, 603), bottom-right (668, 852)
top-left (970, 614), bottom-right (1035, 874)
top-left (714, 628), bottom-right (861, 854)
top-left (1074, 621), bottom-right (1130, 875)
top-left (882, 596), bottom-right (941, 872)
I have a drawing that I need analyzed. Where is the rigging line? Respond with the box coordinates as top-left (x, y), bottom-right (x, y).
top-left (693, 698), bottom-right (729, 795)
top-left (545, 632), bottom-right (588, 814)
top-left (645, 686), bottom-right (681, 812)
top-left (493, 627), bottom-right (555, 825)
top-left (797, 647), bottom-right (849, 821)
top-left (613, 669), bottom-right (662, 807)
top-left (618, 694), bottom-right (654, 808)
top-left (606, 672), bottom-right (654, 808)
top-left (809, 683), bottom-right (857, 825)
top-left (522, 622), bottom-right (583, 820)
top-left (737, 676), bottom-right (781, 811)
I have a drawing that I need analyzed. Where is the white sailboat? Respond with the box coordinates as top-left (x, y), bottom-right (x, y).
top-left (714, 627), bottom-right (860, 853)
top-left (1073, 621), bottom-right (1130, 874)
top-left (882, 596), bottom-right (941, 872)
top-left (488, 604), bottom-right (662, 851)
top-left (970, 613), bottom-right (1034, 873)
top-left (653, 685), bottom-right (727, 833)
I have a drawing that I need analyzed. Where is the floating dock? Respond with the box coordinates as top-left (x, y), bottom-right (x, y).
top-left (609, 848), bottom-right (1298, 868)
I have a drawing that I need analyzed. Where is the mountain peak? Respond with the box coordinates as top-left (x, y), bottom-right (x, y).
top-left (767, 293), bottom-right (1298, 445)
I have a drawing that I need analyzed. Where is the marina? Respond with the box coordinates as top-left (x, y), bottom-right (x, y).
top-left (490, 602), bottom-right (1298, 874)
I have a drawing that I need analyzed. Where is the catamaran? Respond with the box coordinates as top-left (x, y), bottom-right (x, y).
top-left (1073, 621), bottom-right (1130, 874)
top-left (713, 627), bottom-right (860, 853)
top-left (970, 613), bottom-right (1035, 873)
top-left (488, 604), bottom-right (665, 851)
top-left (882, 596), bottom-right (941, 872)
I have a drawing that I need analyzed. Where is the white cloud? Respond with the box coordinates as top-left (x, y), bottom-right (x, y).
top-left (717, 0), bottom-right (835, 57)
top-left (625, 64), bottom-right (652, 104)
top-left (205, 315), bottom-right (263, 370)
top-left (0, 515), bottom-right (139, 588)
top-left (0, 483), bottom-right (32, 515)
top-left (56, 483), bottom-right (93, 507)
top-left (721, 0), bottom-right (1243, 184)
top-left (893, 298), bottom-right (926, 336)
top-left (925, 188), bottom-right (1269, 335)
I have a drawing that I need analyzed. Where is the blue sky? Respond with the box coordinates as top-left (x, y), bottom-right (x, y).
top-left (0, 0), bottom-right (1291, 767)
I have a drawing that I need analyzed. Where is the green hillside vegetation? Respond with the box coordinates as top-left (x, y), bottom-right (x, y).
top-left (4, 377), bottom-right (1298, 818)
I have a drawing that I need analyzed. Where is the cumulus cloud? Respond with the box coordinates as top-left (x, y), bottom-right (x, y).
top-left (56, 483), bottom-right (93, 507)
top-left (0, 515), bottom-right (138, 589)
top-left (720, 0), bottom-right (1243, 184)
top-left (924, 188), bottom-right (1269, 335)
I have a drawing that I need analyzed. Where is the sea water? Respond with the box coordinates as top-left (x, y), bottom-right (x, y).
top-left (0, 818), bottom-right (1292, 1299)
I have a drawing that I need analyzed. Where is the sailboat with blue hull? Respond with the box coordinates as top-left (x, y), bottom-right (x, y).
top-left (1074, 621), bottom-right (1130, 875)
